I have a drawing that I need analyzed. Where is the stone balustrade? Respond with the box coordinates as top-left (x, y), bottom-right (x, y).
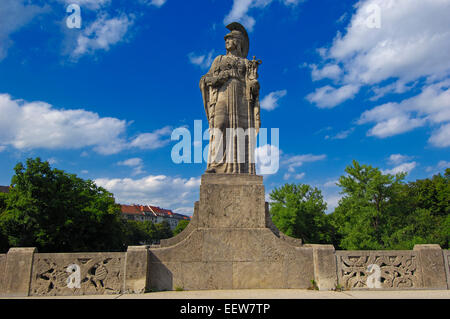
top-left (0, 244), bottom-right (448, 296)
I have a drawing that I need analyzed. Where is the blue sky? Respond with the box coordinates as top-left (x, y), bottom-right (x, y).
top-left (0, 0), bottom-right (449, 215)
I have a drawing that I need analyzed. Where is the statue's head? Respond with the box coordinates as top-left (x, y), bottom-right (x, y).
top-left (224, 22), bottom-right (249, 58)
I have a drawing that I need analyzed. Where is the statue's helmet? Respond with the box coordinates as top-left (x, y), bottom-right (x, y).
top-left (224, 22), bottom-right (249, 58)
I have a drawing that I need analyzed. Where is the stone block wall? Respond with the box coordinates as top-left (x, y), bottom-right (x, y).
top-left (444, 250), bottom-right (450, 289)
top-left (0, 254), bottom-right (6, 292)
top-left (0, 245), bottom-right (448, 296)
top-left (335, 245), bottom-right (448, 290)
top-left (0, 246), bottom-right (149, 297)
top-left (29, 252), bottom-right (126, 296)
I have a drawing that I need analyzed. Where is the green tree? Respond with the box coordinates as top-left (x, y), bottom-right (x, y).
top-left (0, 158), bottom-right (126, 252)
top-left (173, 220), bottom-right (190, 236)
top-left (330, 160), bottom-right (406, 250)
top-left (269, 183), bottom-right (333, 244)
top-left (385, 168), bottom-right (449, 249)
top-left (330, 161), bottom-right (449, 250)
top-left (0, 192), bottom-right (9, 252)
top-left (155, 220), bottom-right (173, 241)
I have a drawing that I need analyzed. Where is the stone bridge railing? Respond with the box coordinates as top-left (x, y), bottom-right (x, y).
top-left (0, 244), bottom-right (448, 296)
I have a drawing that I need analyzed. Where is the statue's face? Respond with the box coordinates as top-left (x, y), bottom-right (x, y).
top-left (225, 37), bottom-right (239, 53)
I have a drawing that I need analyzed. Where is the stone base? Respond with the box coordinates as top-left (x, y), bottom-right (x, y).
top-left (149, 174), bottom-right (322, 290)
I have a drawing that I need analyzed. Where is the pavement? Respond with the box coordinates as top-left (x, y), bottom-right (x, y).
top-left (3, 289), bottom-right (450, 299)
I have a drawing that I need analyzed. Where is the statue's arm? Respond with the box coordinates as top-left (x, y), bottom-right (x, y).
top-left (200, 56), bottom-right (229, 88)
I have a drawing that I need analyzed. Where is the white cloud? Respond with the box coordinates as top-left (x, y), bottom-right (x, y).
top-left (0, 0), bottom-right (49, 61)
top-left (325, 128), bottom-right (354, 140)
top-left (260, 90), bottom-right (287, 111)
top-left (57, 0), bottom-right (111, 10)
top-left (324, 193), bottom-right (341, 213)
top-left (307, 0), bottom-right (450, 145)
top-left (0, 94), bottom-right (171, 155)
top-left (383, 154), bottom-right (416, 175)
top-left (95, 175), bottom-right (201, 216)
top-left (118, 158), bottom-right (146, 176)
top-left (388, 154), bottom-right (412, 165)
top-left (425, 160), bottom-right (450, 175)
top-left (294, 172), bottom-right (305, 180)
top-left (306, 84), bottom-right (360, 108)
top-left (188, 50), bottom-right (214, 69)
top-left (129, 126), bottom-right (172, 150)
top-left (382, 161), bottom-right (417, 175)
top-left (358, 80), bottom-right (450, 139)
top-left (323, 180), bottom-right (338, 188)
top-left (224, 0), bottom-right (304, 31)
top-left (138, 0), bottom-right (167, 7)
top-left (281, 154), bottom-right (326, 172)
top-left (310, 64), bottom-right (342, 81)
top-left (70, 13), bottom-right (134, 59)
top-left (437, 160), bottom-right (450, 170)
top-left (429, 123), bottom-right (450, 148)
top-left (118, 158), bottom-right (143, 167)
top-left (47, 157), bottom-right (58, 165)
top-left (326, 0), bottom-right (450, 88)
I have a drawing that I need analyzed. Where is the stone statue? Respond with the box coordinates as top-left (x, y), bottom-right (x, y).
top-left (200, 22), bottom-right (262, 174)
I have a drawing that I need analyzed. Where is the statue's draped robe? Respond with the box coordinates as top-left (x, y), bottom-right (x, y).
top-left (200, 54), bottom-right (260, 174)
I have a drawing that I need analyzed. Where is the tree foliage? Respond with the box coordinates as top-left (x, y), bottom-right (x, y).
top-left (269, 183), bottom-right (334, 244)
top-left (330, 161), bottom-right (449, 250)
top-left (0, 158), bottom-right (127, 253)
top-left (123, 220), bottom-right (173, 245)
top-left (173, 220), bottom-right (190, 236)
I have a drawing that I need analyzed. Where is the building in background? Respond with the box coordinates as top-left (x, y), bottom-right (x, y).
top-left (120, 204), bottom-right (190, 230)
top-left (0, 186), bottom-right (10, 193)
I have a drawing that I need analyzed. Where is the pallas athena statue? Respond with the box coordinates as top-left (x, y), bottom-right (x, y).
top-left (200, 22), bottom-right (262, 175)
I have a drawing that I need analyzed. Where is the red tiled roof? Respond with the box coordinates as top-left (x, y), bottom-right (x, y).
top-left (120, 204), bottom-right (144, 216)
top-left (120, 203), bottom-right (191, 220)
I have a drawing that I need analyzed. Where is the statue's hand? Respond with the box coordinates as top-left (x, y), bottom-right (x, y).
top-left (205, 76), bottom-right (221, 87)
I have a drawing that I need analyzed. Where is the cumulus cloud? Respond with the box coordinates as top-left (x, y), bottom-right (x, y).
top-left (0, 0), bottom-right (49, 61)
top-left (323, 193), bottom-right (341, 213)
top-left (137, 0), bottom-right (167, 7)
top-left (426, 160), bottom-right (450, 175)
top-left (388, 154), bottom-right (412, 165)
top-left (382, 153), bottom-right (416, 175)
top-left (70, 13), bottom-right (134, 59)
top-left (382, 161), bottom-right (417, 176)
top-left (0, 94), bottom-right (172, 155)
top-left (321, 0), bottom-right (450, 88)
top-left (306, 84), bottom-right (360, 108)
top-left (306, 0), bottom-right (450, 146)
top-left (309, 64), bottom-right (342, 82)
top-left (282, 154), bottom-right (326, 172)
top-left (188, 50), bottom-right (214, 69)
top-left (224, 0), bottom-right (304, 31)
top-left (57, 0), bottom-right (111, 10)
top-left (95, 175), bottom-right (201, 216)
top-left (260, 90), bottom-right (287, 111)
top-left (129, 126), bottom-right (172, 150)
top-left (428, 123), bottom-right (450, 148)
top-left (117, 158), bottom-right (146, 176)
top-left (358, 80), bottom-right (450, 140)
top-left (325, 128), bottom-right (354, 140)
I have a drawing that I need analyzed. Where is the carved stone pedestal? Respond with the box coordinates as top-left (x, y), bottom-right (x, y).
top-left (148, 174), bottom-right (330, 290)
